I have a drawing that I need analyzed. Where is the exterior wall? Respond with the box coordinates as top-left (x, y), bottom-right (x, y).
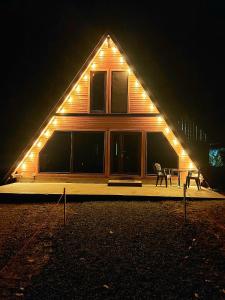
top-left (57, 40), bottom-right (159, 114)
top-left (16, 115), bottom-right (190, 179)
top-left (14, 37), bottom-right (195, 181)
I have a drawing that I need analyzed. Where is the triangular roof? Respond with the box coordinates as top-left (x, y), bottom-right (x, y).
top-left (5, 34), bottom-right (196, 181)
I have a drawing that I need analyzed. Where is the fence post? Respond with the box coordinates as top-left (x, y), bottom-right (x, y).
top-left (183, 183), bottom-right (187, 224)
top-left (64, 187), bottom-right (66, 226)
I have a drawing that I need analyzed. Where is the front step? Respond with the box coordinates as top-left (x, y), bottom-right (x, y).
top-left (108, 179), bottom-right (142, 187)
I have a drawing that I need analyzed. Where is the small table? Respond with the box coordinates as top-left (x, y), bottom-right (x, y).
top-left (168, 168), bottom-right (198, 187)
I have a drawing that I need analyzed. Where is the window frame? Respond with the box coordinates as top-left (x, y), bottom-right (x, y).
top-left (38, 130), bottom-right (72, 174)
top-left (145, 131), bottom-right (179, 175)
top-left (110, 70), bottom-right (129, 114)
top-left (90, 70), bottom-right (107, 113)
top-left (72, 131), bottom-right (105, 174)
top-left (38, 130), bottom-right (106, 175)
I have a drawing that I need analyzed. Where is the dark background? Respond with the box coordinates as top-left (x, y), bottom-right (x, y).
top-left (1, 0), bottom-right (225, 181)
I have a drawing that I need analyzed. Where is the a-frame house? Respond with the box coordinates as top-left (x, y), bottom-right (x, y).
top-left (11, 34), bottom-right (196, 182)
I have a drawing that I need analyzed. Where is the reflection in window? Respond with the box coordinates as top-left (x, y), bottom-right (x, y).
top-left (73, 132), bottom-right (104, 173)
top-left (111, 71), bottom-right (128, 113)
top-left (147, 132), bottom-right (178, 174)
top-left (111, 132), bottom-right (141, 174)
top-left (39, 131), bottom-right (71, 173)
top-left (90, 71), bottom-right (106, 112)
top-left (39, 131), bottom-right (105, 173)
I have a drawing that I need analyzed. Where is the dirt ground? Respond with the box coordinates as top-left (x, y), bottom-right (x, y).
top-left (0, 200), bottom-right (225, 299)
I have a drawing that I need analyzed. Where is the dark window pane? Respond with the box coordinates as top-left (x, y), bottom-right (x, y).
top-left (90, 71), bottom-right (106, 112)
top-left (111, 71), bottom-right (128, 113)
top-left (39, 132), bottom-right (71, 172)
top-left (111, 133), bottom-right (120, 174)
top-left (73, 132), bottom-right (104, 173)
top-left (123, 133), bottom-right (141, 174)
top-left (111, 132), bottom-right (141, 175)
top-left (147, 133), bottom-right (178, 174)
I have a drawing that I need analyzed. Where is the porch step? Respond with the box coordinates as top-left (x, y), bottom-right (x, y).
top-left (108, 179), bottom-right (142, 187)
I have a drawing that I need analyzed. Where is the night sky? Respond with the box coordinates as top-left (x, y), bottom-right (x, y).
top-left (1, 1), bottom-right (225, 178)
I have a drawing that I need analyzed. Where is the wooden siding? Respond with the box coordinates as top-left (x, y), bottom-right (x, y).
top-left (17, 115), bottom-right (192, 178)
top-left (55, 116), bottom-right (164, 131)
top-left (57, 40), bottom-right (159, 114)
top-left (62, 84), bottom-right (89, 113)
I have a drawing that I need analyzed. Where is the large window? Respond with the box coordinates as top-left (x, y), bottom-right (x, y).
top-left (111, 71), bottom-right (128, 113)
top-left (39, 132), bottom-right (71, 173)
top-left (72, 132), bottom-right (104, 173)
top-left (146, 132), bottom-right (178, 174)
top-left (90, 71), bottom-right (106, 112)
top-left (111, 132), bottom-right (141, 175)
top-left (39, 131), bottom-right (105, 173)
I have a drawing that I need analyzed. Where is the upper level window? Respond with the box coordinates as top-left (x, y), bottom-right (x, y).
top-left (111, 71), bottom-right (128, 113)
top-left (90, 71), bottom-right (106, 113)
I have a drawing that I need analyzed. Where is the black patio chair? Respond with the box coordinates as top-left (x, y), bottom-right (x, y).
top-left (153, 163), bottom-right (172, 188)
top-left (185, 169), bottom-right (201, 190)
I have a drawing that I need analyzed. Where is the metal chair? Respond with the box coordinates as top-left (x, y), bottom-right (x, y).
top-left (186, 169), bottom-right (201, 190)
top-left (153, 163), bottom-right (172, 188)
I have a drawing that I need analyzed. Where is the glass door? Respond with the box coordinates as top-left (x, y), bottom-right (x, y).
top-left (110, 132), bottom-right (141, 175)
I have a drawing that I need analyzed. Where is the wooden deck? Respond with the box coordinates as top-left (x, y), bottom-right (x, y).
top-left (0, 182), bottom-right (224, 201)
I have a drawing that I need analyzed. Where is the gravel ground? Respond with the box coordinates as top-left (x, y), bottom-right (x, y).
top-left (0, 200), bottom-right (225, 299)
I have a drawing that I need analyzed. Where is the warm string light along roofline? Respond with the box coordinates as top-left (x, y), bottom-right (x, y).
top-left (56, 38), bottom-right (113, 114)
top-left (56, 37), bottom-right (157, 115)
top-left (16, 38), bottom-right (159, 172)
top-left (159, 117), bottom-right (192, 164)
top-left (163, 123), bottom-right (194, 166)
top-left (16, 38), bottom-right (109, 172)
top-left (155, 115), bottom-right (194, 167)
top-left (14, 36), bottom-right (196, 174)
top-left (16, 115), bottom-right (59, 171)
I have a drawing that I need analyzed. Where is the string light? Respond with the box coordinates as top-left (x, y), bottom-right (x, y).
top-left (44, 131), bottom-right (50, 138)
top-left (128, 68), bottom-right (131, 75)
top-left (99, 50), bottom-right (104, 57)
top-left (120, 57), bottom-right (124, 64)
top-left (91, 63), bottom-right (96, 70)
top-left (173, 139), bottom-right (178, 146)
top-left (135, 80), bottom-right (139, 88)
top-left (37, 142), bottom-right (42, 148)
top-left (29, 152), bottom-right (34, 159)
top-left (142, 92), bottom-right (147, 99)
top-left (181, 149), bottom-right (186, 156)
top-left (104, 38), bottom-right (108, 45)
top-left (158, 116), bottom-right (163, 122)
top-left (67, 96), bottom-right (72, 103)
top-left (112, 47), bottom-right (117, 53)
top-left (165, 127), bottom-right (170, 134)
top-left (83, 74), bottom-right (88, 81)
top-left (60, 108), bottom-right (65, 113)
top-left (150, 103), bottom-right (155, 111)
top-left (189, 162), bottom-right (194, 169)
top-left (53, 118), bottom-right (57, 126)
top-left (75, 85), bottom-right (80, 93)
top-left (21, 163), bottom-right (26, 171)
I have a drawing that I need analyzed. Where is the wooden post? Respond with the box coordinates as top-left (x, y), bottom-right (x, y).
top-left (183, 183), bottom-right (187, 224)
top-left (63, 187), bottom-right (66, 226)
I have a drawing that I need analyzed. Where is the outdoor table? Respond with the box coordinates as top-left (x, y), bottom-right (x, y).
top-left (167, 168), bottom-right (198, 187)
